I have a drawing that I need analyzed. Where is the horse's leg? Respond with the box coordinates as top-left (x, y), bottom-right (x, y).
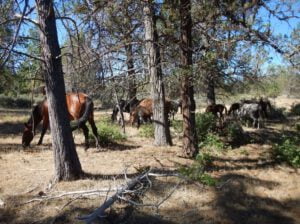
top-left (81, 123), bottom-right (90, 150)
top-left (88, 117), bottom-right (101, 148)
top-left (37, 118), bottom-right (48, 145)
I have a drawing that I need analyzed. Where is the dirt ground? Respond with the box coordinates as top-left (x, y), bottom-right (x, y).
top-left (0, 97), bottom-right (299, 224)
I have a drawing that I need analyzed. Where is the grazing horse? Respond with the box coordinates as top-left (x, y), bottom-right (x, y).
top-left (238, 102), bottom-right (264, 128)
top-left (111, 97), bottom-right (141, 123)
top-left (130, 98), bottom-right (172, 128)
top-left (22, 93), bottom-right (101, 150)
top-left (205, 104), bottom-right (227, 123)
top-left (228, 103), bottom-right (241, 116)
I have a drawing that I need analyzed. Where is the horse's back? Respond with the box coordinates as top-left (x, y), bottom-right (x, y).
top-left (66, 93), bottom-right (90, 120)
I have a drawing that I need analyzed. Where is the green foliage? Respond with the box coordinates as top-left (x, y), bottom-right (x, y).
top-left (170, 120), bottom-right (183, 134)
top-left (199, 133), bottom-right (225, 150)
top-left (274, 135), bottom-right (300, 168)
top-left (195, 112), bottom-right (217, 142)
top-left (0, 95), bottom-right (31, 108)
top-left (179, 152), bottom-right (217, 186)
top-left (290, 103), bottom-right (300, 116)
top-left (91, 119), bottom-right (126, 145)
top-left (139, 124), bottom-right (154, 138)
top-left (295, 123), bottom-right (300, 132)
top-left (222, 120), bottom-right (245, 145)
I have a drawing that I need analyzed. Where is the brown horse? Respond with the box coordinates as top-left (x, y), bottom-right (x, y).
top-left (130, 98), bottom-right (172, 128)
top-left (22, 93), bottom-right (100, 150)
top-left (205, 104), bottom-right (227, 123)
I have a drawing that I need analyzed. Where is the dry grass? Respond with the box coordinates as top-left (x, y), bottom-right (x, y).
top-left (0, 98), bottom-right (300, 224)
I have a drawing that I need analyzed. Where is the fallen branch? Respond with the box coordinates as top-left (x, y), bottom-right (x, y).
top-left (20, 188), bottom-right (118, 205)
top-left (77, 170), bottom-right (151, 224)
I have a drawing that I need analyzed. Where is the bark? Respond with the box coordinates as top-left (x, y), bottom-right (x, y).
top-left (125, 39), bottom-right (137, 99)
top-left (144, 0), bottom-right (172, 146)
top-left (36, 0), bottom-right (82, 181)
top-left (180, 0), bottom-right (197, 157)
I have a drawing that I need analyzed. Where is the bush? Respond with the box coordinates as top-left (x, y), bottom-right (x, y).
top-left (170, 120), bottom-right (183, 134)
top-left (290, 103), bottom-right (300, 116)
top-left (268, 106), bottom-right (287, 120)
top-left (221, 119), bottom-right (246, 146)
top-left (0, 95), bottom-right (31, 108)
top-left (139, 124), bottom-right (154, 138)
top-left (179, 152), bottom-right (216, 186)
top-left (195, 113), bottom-right (217, 142)
top-left (90, 120), bottom-right (126, 145)
top-left (199, 133), bottom-right (225, 150)
top-left (274, 135), bottom-right (300, 168)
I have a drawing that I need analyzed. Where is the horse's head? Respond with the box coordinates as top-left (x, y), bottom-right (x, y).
top-left (22, 123), bottom-right (34, 147)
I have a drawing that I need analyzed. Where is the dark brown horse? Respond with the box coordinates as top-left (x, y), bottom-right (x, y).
top-left (205, 104), bottom-right (227, 122)
top-left (22, 93), bottom-right (100, 150)
top-left (130, 98), bottom-right (172, 128)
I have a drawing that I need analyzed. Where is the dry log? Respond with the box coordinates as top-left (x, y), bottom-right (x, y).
top-left (77, 171), bottom-right (150, 224)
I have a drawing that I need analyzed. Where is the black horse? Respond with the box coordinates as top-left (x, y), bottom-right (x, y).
top-left (111, 97), bottom-right (141, 123)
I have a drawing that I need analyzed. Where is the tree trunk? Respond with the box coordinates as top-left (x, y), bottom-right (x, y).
top-left (180, 0), bottom-right (197, 157)
top-left (144, 1), bottom-right (172, 146)
top-left (36, 0), bottom-right (82, 181)
top-left (206, 73), bottom-right (216, 105)
top-left (125, 39), bottom-right (137, 99)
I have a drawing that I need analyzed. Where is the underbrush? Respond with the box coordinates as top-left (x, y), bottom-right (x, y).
top-left (179, 114), bottom-right (247, 185)
top-left (273, 135), bottom-right (300, 168)
top-left (90, 117), bottom-right (126, 145)
top-left (0, 95), bottom-right (32, 108)
top-left (170, 120), bottom-right (183, 135)
top-left (139, 124), bottom-right (154, 138)
top-left (179, 152), bottom-right (217, 186)
top-left (195, 113), bottom-right (245, 149)
top-left (195, 113), bottom-right (217, 142)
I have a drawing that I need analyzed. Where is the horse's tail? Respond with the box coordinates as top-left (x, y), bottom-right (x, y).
top-left (71, 97), bottom-right (93, 130)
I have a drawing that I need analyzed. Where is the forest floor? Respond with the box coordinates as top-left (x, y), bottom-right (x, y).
top-left (0, 97), bottom-right (299, 224)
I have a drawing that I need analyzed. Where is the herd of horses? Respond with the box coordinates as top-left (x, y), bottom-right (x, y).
top-left (21, 92), bottom-right (272, 149)
top-left (206, 98), bottom-right (272, 128)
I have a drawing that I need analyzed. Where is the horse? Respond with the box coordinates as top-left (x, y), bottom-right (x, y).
top-left (22, 92), bottom-right (101, 150)
top-left (238, 102), bottom-right (264, 128)
top-left (169, 99), bottom-right (182, 120)
top-left (130, 98), bottom-right (172, 128)
top-left (228, 103), bottom-right (241, 116)
top-left (111, 97), bottom-right (141, 123)
top-left (205, 104), bottom-right (227, 123)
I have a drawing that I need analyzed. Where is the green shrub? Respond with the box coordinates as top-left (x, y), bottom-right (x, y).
top-left (268, 106), bottom-right (287, 120)
top-left (222, 120), bottom-right (246, 145)
top-left (90, 120), bottom-right (126, 145)
top-left (295, 123), bottom-right (300, 132)
top-left (139, 124), bottom-right (154, 138)
top-left (179, 152), bottom-right (216, 186)
top-left (290, 103), bottom-right (300, 116)
top-left (195, 113), bottom-right (217, 142)
top-left (274, 135), bottom-right (300, 168)
top-left (199, 133), bottom-right (225, 150)
top-left (170, 120), bottom-right (183, 134)
top-left (0, 95), bottom-right (31, 108)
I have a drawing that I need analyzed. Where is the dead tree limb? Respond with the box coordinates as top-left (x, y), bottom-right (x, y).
top-left (77, 171), bottom-right (151, 224)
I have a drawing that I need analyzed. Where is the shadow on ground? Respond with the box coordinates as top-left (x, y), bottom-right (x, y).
top-left (213, 173), bottom-right (299, 224)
